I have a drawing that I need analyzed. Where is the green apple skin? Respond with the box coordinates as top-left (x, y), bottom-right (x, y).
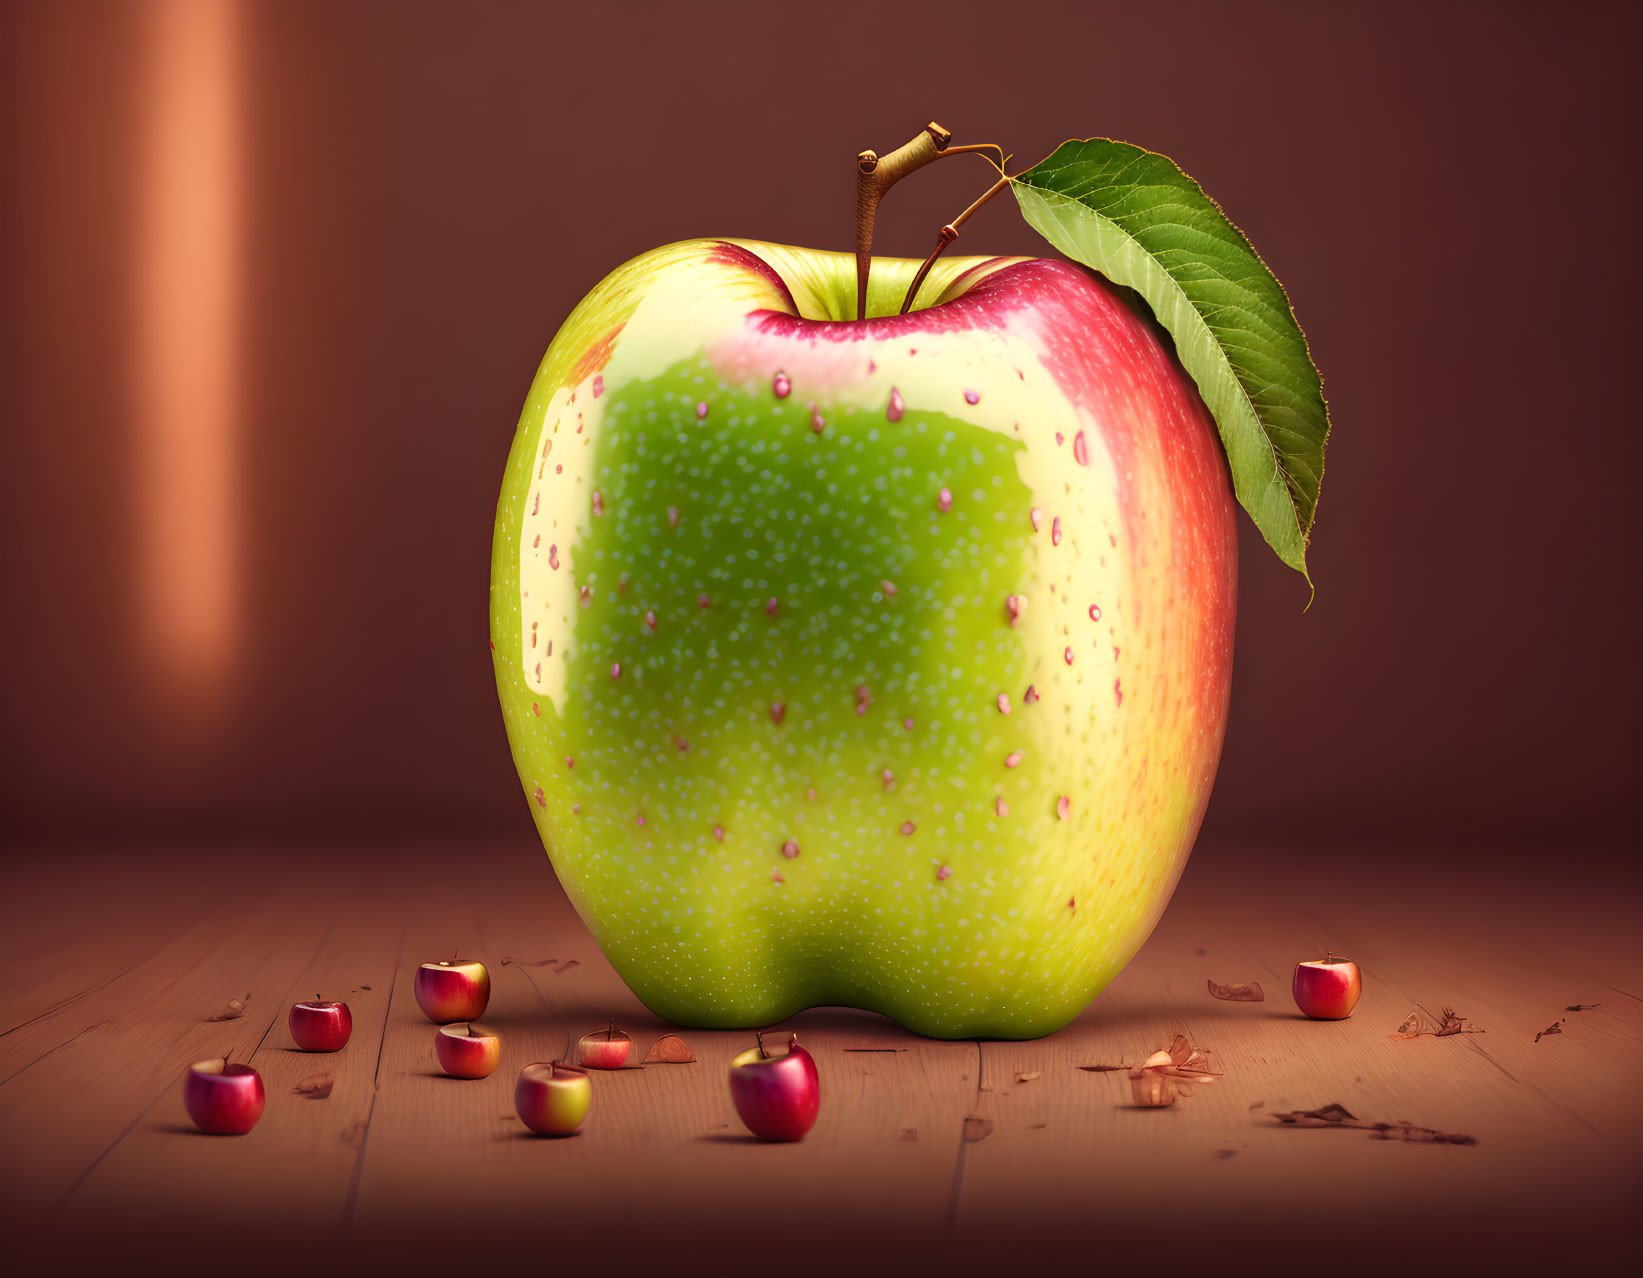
top-left (491, 239), bottom-right (1236, 1039)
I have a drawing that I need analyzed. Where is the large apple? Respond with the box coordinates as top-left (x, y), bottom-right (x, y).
top-left (491, 238), bottom-right (1235, 1039)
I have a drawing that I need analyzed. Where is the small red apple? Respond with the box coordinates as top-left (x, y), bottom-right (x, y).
top-left (414, 959), bottom-right (490, 1023)
top-left (514, 1062), bottom-right (591, 1136)
top-left (288, 997), bottom-right (352, 1052)
top-left (576, 1020), bottom-right (632, 1070)
top-left (1293, 952), bottom-right (1363, 1020)
top-left (728, 1032), bottom-right (819, 1141)
top-left (436, 1023), bottom-right (501, 1079)
top-left (183, 1057), bottom-right (266, 1134)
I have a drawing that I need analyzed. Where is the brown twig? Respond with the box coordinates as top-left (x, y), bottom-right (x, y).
top-left (899, 175), bottom-right (1012, 315)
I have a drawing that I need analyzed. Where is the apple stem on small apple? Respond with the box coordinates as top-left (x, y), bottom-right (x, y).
top-left (755, 1030), bottom-right (768, 1060)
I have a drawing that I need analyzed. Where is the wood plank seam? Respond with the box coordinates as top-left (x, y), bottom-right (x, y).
top-left (1355, 954), bottom-right (1612, 1142)
top-left (944, 1040), bottom-right (983, 1230)
top-left (343, 936), bottom-right (405, 1233)
top-left (47, 1000), bottom-right (286, 1215)
top-left (45, 917), bottom-right (338, 1215)
top-left (0, 1021), bottom-right (110, 1087)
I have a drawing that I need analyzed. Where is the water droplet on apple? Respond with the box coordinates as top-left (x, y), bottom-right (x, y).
top-left (1051, 518), bottom-right (1062, 547)
top-left (765, 597), bottom-right (779, 615)
top-left (855, 685), bottom-right (872, 715)
top-left (713, 825), bottom-right (725, 841)
top-left (772, 371), bottom-right (791, 399)
top-left (548, 545), bottom-right (559, 570)
top-left (887, 388), bottom-right (904, 422)
top-left (937, 487), bottom-right (953, 513)
top-left (1005, 594), bottom-right (1026, 627)
top-left (667, 505), bottom-right (680, 528)
top-left (882, 769), bottom-right (895, 791)
top-left (772, 870), bottom-right (785, 884)
top-left (1073, 430), bottom-right (1089, 466)
top-left (995, 796), bottom-right (1009, 817)
top-left (533, 786), bottom-right (546, 807)
top-left (782, 839), bottom-right (801, 859)
top-left (1056, 796), bottom-right (1070, 821)
top-left (696, 401), bottom-right (709, 420)
top-left (1113, 679), bottom-right (1123, 707)
top-left (903, 718), bottom-right (915, 731)
top-left (1029, 507), bottom-right (1042, 531)
top-left (996, 693), bottom-right (1011, 715)
top-left (880, 580), bottom-right (898, 597)
top-left (592, 374), bottom-right (604, 398)
top-left (810, 403), bottom-right (826, 433)
top-left (1004, 751), bottom-right (1022, 769)
top-left (1089, 604), bottom-right (1101, 621)
top-left (936, 865), bottom-right (952, 881)
top-left (1064, 647), bottom-right (1074, 666)
top-left (592, 489), bottom-right (604, 516)
top-left (618, 573), bottom-right (629, 593)
top-left (900, 821), bottom-right (916, 836)
top-left (770, 702), bottom-right (786, 724)
top-left (611, 662), bottom-right (621, 679)
top-left (963, 389), bottom-right (980, 405)
top-left (697, 593), bottom-right (711, 609)
top-left (1054, 432), bottom-right (1064, 447)
top-left (644, 610), bottom-right (657, 631)
top-left (565, 756), bottom-right (574, 769)
top-left (1024, 685), bottom-right (1039, 703)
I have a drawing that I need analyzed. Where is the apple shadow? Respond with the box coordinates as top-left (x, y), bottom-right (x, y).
top-left (155, 1124), bottom-right (219, 1135)
top-left (512, 1129), bottom-right (583, 1141)
top-left (694, 1132), bottom-right (764, 1145)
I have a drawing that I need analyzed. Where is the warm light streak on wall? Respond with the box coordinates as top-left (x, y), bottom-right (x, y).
top-left (136, 0), bottom-right (242, 713)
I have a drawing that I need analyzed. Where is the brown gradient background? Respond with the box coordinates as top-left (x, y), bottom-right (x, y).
top-left (2, 0), bottom-right (1639, 860)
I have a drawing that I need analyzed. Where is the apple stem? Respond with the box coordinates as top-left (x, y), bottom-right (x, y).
top-left (755, 1030), bottom-right (768, 1060)
top-left (858, 122), bottom-right (976, 320)
top-left (898, 175), bottom-right (1012, 315)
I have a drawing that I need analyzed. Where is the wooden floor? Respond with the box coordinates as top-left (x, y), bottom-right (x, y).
top-left (2, 838), bottom-right (1638, 1271)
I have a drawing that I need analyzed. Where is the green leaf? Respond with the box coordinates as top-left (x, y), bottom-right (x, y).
top-left (1011, 138), bottom-right (1330, 582)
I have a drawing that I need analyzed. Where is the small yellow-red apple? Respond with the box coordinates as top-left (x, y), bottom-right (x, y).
top-left (514, 1062), bottom-right (591, 1136)
top-left (435, 1023), bottom-right (500, 1078)
top-left (576, 1022), bottom-right (632, 1070)
top-left (414, 959), bottom-right (490, 1023)
top-left (1292, 953), bottom-right (1362, 1020)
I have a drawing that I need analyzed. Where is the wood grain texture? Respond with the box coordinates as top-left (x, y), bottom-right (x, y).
top-left (4, 838), bottom-right (1637, 1270)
